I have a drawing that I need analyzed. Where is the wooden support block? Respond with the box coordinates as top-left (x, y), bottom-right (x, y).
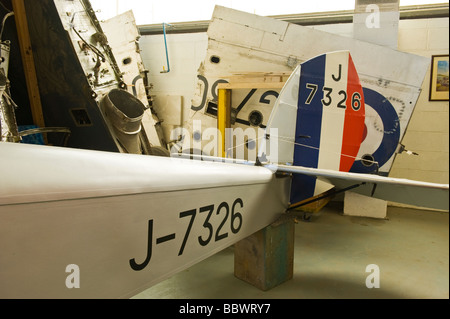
top-left (217, 72), bottom-right (288, 90)
top-left (290, 189), bottom-right (335, 214)
top-left (234, 216), bottom-right (295, 291)
top-left (217, 82), bottom-right (285, 89)
top-left (222, 72), bottom-right (290, 85)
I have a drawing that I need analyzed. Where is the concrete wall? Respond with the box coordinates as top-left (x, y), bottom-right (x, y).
top-left (139, 17), bottom-right (449, 185)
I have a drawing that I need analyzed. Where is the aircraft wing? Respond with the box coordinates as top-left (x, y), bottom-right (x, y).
top-left (270, 164), bottom-right (449, 211)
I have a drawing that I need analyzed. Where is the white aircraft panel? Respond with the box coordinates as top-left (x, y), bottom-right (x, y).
top-left (188, 6), bottom-right (429, 175)
top-left (0, 178), bottom-right (289, 298)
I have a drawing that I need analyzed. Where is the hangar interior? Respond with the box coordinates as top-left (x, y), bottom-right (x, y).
top-left (0, 0), bottom-right (448, 299)
top-left (133, 2), bottom-right (450, 299)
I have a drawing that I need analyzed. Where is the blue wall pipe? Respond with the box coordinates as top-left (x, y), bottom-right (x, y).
top-left (161, 23), bottom-right (172, 73)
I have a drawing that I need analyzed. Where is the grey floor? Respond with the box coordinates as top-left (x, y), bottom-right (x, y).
top-left (132, 203), bottom-right (449, 299)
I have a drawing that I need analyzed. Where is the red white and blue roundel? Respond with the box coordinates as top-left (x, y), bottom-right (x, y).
top-left (288, 51), bottom-right (366, 205)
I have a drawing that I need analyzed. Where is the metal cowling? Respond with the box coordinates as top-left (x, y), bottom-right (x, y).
top-left (101, 89), bottom-right (145, 154)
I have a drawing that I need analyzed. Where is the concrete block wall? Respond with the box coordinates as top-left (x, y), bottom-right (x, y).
top-left (140, 17), bottom-right (449, 185)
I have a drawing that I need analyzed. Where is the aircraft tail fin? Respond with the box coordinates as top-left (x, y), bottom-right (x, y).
top-left (259, 51), bottom-right (449, 211)
top-left (259, 51), bottom-right (366, 206)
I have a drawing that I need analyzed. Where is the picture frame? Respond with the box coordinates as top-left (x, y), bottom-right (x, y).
top-left (429, 55), bottom-right (449, 101)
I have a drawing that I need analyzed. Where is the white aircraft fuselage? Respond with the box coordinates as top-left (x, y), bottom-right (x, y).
top-left (0, 142), bottom-right (289, 298)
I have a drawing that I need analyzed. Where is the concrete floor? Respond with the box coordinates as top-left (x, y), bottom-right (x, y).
top-left (132, 203), bottom-right (449, 299)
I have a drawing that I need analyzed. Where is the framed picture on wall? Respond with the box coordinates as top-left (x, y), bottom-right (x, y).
top-left (429, 55), bottom-right (449, 101)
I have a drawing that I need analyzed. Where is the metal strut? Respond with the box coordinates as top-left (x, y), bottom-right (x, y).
top-left (287, 182), bottom-right (367, 211)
